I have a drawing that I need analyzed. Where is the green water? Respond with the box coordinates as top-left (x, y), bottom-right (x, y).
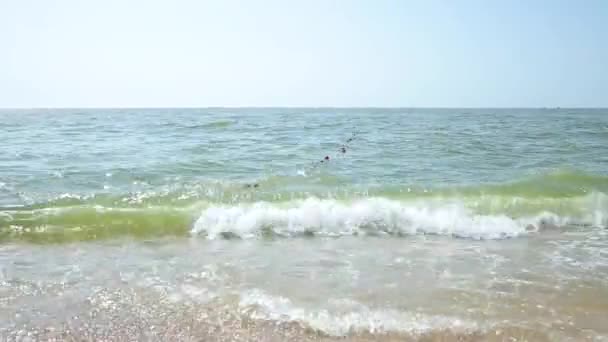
top-left (1, 108), bottom-right (608, 340)
top-left (1, 108), bottom-right (607, 242)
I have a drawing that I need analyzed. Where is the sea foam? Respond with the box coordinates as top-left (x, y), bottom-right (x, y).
top-left (191, 197), bottom-right (570, 240)
top-left (238, 289), bottom-right (479, 336)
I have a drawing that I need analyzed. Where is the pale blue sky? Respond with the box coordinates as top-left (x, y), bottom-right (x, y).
top-left (1, 0), bottom-right (606, 107)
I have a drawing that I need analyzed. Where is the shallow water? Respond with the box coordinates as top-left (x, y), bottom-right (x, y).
top-left (1, 108), bottom-right (607, 340)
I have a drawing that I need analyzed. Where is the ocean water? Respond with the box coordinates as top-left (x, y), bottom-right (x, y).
top-left (1, 108), bottom-right (607, 341)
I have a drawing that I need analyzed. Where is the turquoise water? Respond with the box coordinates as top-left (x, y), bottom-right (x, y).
top-left (1, 108), bottom-right (608, 340)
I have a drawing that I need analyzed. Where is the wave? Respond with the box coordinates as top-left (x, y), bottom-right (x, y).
top-left (2, 192), bottom-right (606, 243)
top-left (1, 170), bottom-right (607, 243)
top-left (14, 169), bottom-right (608, 209)
top-left (0, 206), bottom-right (193, 243)
top-left (191, 196), bottom-right (606, 240)
top-left (239, 289), bottom-right (479, 336)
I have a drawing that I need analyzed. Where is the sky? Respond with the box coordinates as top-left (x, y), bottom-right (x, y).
top-left (0, 0), bottom-right (606, 108)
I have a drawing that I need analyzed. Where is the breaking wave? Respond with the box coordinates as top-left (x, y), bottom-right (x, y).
top-left (2, 170), bottom-right (607, 243)
top-left (191, 196), bottom-right (606, 240)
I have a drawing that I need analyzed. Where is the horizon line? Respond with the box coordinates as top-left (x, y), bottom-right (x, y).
top-left (1, 106), bottom-right (606, 110)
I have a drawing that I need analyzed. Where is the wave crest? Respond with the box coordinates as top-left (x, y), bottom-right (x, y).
top-left (191, 197), bottom-right (589, 240)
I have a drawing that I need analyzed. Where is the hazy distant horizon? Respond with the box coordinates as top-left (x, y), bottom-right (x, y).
top-left (1, 106), bottom-right (607, 110)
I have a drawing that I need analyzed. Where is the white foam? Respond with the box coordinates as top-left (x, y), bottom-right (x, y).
top-left (239, 289), bottom-right (478, 336)
top-left (191, 197), bottom-right (548, 240)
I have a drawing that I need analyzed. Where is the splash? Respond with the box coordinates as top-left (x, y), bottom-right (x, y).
top-left (191, 197), bottom-right (580, 240)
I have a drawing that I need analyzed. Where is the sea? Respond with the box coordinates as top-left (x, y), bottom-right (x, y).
top-left (1, 108), bottom-right (607, 341)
